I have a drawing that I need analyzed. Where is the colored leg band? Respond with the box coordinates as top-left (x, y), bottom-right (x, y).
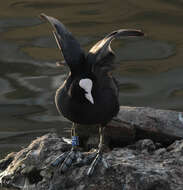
top-left (72, 136), bottom-right (79, 146)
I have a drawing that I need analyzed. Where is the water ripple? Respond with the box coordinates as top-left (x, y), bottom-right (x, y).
top-left (10, 0), bottom-right (105, 9)
top-left (117, 38), bottom-right (175, 61)
top-left (0, 17), bottom-right (41, 32)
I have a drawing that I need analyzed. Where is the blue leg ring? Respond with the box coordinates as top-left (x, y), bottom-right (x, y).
top-left (72, 136), bottom-right (79, 146)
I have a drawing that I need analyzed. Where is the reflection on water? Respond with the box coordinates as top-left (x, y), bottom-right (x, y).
top-left (0, 0), bottom-right (183, 166)
top-left (116, 38), bottom-right (175, 61)
top-left (11, 1), bottom-right (106, 9)
top-left (0, 17), bottom-right (41, 32)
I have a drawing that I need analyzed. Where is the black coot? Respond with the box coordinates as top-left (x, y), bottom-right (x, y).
top-left (40, 13), bottom-right (144, 175)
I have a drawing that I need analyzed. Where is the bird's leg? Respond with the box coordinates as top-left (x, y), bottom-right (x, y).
top-left (49, 123), bottom-right (81, 173)
top-left (48, 124), bottom-right (109, 175)
top-left (87, 125), bottom-right (110, 176)
top-left (58, 123), bottom-right (81, 173)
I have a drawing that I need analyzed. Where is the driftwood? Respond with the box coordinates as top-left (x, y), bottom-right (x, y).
top-left (77, 106), bottom-right (183, 149)
top-left (1, 106), bottom-right (183, 190)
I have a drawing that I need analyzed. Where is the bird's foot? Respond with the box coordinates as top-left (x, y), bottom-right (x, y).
top-left (46, 149), bottom-right (110, 176)
top-left (86, 151), bottom-right (110, 176)
top-left (47, 135), bottom-right (83, 173)
top-left (48, 149), bottom-right (82, 173)
top-left (74, 149), bottom-right (110, 176)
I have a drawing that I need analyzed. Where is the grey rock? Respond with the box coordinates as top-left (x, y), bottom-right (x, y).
top-left (1, 106), bottom-right (183, 189)
top-left (154, 148), bottom-right (167, 156)
top-left (1, 133), bottom-right (183, 190)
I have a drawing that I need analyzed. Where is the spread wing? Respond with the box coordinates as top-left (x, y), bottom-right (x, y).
top-left (87, 29), bottom-right (144, 73)
top-left (40, 13), bottom-right (85, 72)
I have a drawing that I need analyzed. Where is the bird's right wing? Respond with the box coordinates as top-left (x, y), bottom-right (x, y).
top-left (40, 13), bottom-right (85, 71)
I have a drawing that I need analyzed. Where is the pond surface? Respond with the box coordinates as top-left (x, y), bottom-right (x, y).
top-left (0, 0), bottom-right (183, 161)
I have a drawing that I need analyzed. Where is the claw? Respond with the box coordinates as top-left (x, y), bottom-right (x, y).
top-left (102, 157), bottom-right (110, 169)
top-left (48, 150), bottom-right (83, 174)
top-left (59, 151), bottom-right (76, 173)
top-left (87, 153), bottom-right (102, 176)
top-left (83, 152), bottom-right (97, 164)
top-left (75, 151), bottom-right (82, 163)
top-left (73, 152), bottom-right (97, 167)
top-left (86, 152), bottom-right (110, 176)
top-left (50, 152), bottom-right (69, 167)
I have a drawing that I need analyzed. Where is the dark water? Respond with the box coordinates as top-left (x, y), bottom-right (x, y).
top-left (0, 0), bottom-right (183, 161)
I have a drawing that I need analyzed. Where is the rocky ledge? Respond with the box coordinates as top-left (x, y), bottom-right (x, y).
top-left (1, 106), bottom-right (183, 190)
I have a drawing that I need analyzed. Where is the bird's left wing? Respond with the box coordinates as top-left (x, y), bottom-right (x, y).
top-left (87, 29), bottom-right (144, 73)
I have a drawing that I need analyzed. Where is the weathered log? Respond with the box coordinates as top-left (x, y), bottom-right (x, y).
top-left (116, 106), bottom-right (183, 142)
top-left (76, 106), bottom-right (183, 148)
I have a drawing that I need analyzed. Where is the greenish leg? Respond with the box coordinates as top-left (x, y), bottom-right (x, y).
top-left (87, 125), bottom-right (109, 176)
